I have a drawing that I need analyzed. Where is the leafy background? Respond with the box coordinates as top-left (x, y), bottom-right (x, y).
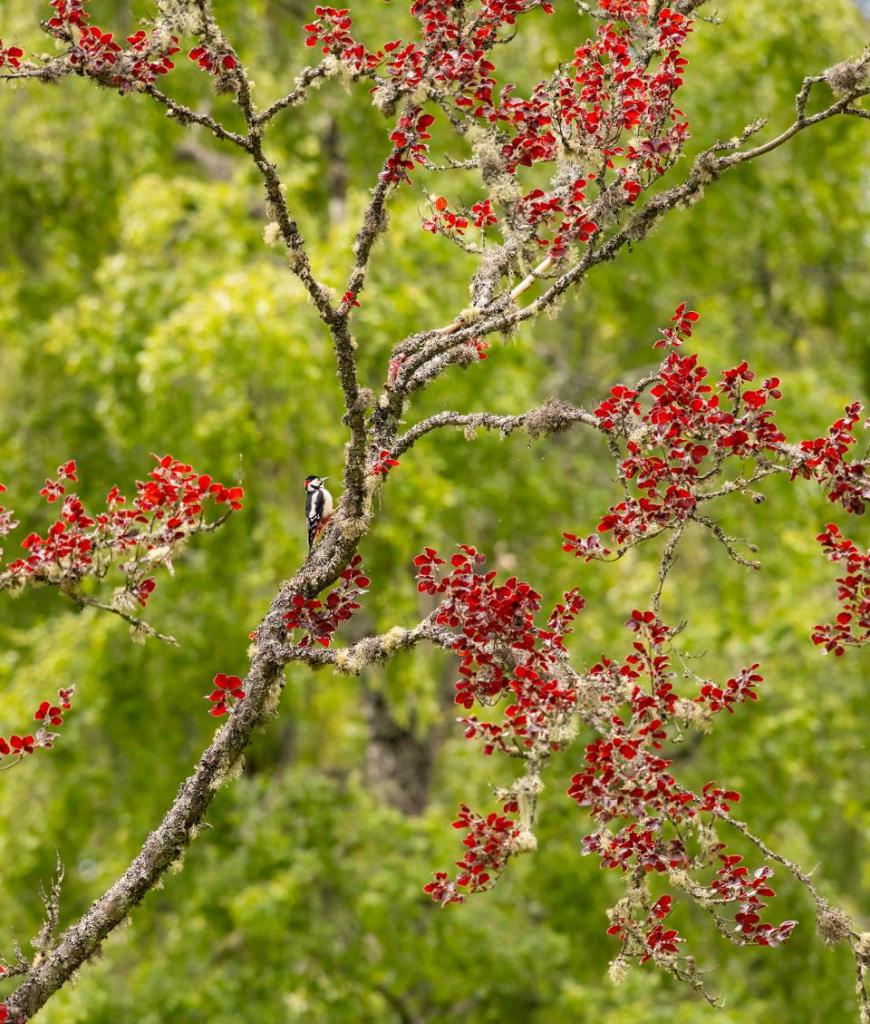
top-left (0, 0), bottom-right (867, 1020)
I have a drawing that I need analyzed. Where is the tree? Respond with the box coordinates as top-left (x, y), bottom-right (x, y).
top-left (0, 0), bottom-right (868, 1019)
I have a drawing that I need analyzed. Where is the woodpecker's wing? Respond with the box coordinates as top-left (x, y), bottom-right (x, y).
top-left (306, 487), bottom-right (327, 548)
top-left (306, 489), bottom-right (320, 547)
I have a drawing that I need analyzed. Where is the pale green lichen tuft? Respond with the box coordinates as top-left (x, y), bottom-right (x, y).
top-left (608, 955), bottom-right (631, 985)
top-left (263, 221), bottom-right (282, 246)
top-left (509, 826), bottom-right (538, 854)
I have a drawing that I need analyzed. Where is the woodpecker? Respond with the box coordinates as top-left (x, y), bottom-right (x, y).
top-left (304, 475), bottom-right (334, 549)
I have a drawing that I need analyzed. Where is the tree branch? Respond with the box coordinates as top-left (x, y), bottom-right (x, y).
top-left (391, 398), bottom-right (601, 458)
top-left (282, 615), bottom-right (457, 673)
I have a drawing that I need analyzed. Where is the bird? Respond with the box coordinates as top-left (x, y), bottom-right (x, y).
top-left (304, 474), bottom-right (334, 549)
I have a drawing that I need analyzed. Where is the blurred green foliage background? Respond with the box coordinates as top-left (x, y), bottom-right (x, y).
top-left (0, 0), bottom-right (868, 1020)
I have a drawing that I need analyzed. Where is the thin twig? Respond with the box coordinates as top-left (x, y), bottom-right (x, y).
top-left (33, 855), bottom-right (65, 962)
top-left (691, 514), bottom-right (760, 570)
top-left (652, 524), bottom-right (685, 616)
top-left (70, 594), bottom-right (179, 646)
top-left (254, 62), bottom-right (332, 124)
top-left (143, 86), bottom-right (248, 148)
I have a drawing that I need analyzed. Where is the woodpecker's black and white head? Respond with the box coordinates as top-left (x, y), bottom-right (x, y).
top-left (304, 474), bottom-right (334, 549)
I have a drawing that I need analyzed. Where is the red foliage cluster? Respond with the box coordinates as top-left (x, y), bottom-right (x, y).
top-left (371, 450), bottom-right (400, 476)
top-left (653, 302), bottom-right (699, 349)
top-left (0, 39), bottom-right (23, 69)
top-left (368, 450), bottom-right (399, 477)
top-left (38, 459), bottom-right (78, 503)
top-left (573, 351), bottom-right (780, 549)
top-left (415, 545), bottom-right (584, 755)
top-left (642, 916), bottom-right (682, 962)
top-left (0, 456), bottom-right (243, 609)
top-left (11, 0), bottom-right (695, 262)
top-left (581, 616), bottom-right (797, 950)
top-left (423, 804), bottom-right (521, 905)
top-left (0, 486), bottom-right (19, 549)
top-left (42, 0), bottom-right (182, 90)
top-left (188, 45), bottom-right (237, 75)
top-left (566, 613), bottom-right (762, 860)
top-left (422, 196), bottom-right (472, 237)
top-left (421, 546), bottom-right (797, 960)
top-left (711, 855), bottom-right (796, 946)
top-left (206, 674), bottom-right (246, 718)
top-left (471, 198), bottom-right (497, 228)
top-left (607, 894), bottom-right (684, 964)
top-left (696, 663), bottom-right (761, 715)
top-left (48, 0), bottom-right (88, 29)
top-left (0, 687), bottom-right (74, 768)
top-left (124, 30), bottom-right (179, 85)
top-left (812, 524), bottom-right (869, 655)
top-left (68, 25), bottom-right (121, 72)
top-left (418, 545), bottom-right (589, 899)
top-left (283, 554), bottom-right (370, 647)
top-left (384, 110), bottom-right (435, 185)
top-left (304, 6), bottom-right (377, 72)
top-left (564, 309), bottom-right (867, 561)
top-left (380, 0), bottom-right (545, 107)
top-left (297, 0), bottom-right (693, 258)
top-left (478, 0), bottom-right (689, 251)
top-left (793, 402), bottom-right (868, 515)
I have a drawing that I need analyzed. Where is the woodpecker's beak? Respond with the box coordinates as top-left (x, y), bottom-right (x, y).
top-left (321, 477), bottom-right (329, 483)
